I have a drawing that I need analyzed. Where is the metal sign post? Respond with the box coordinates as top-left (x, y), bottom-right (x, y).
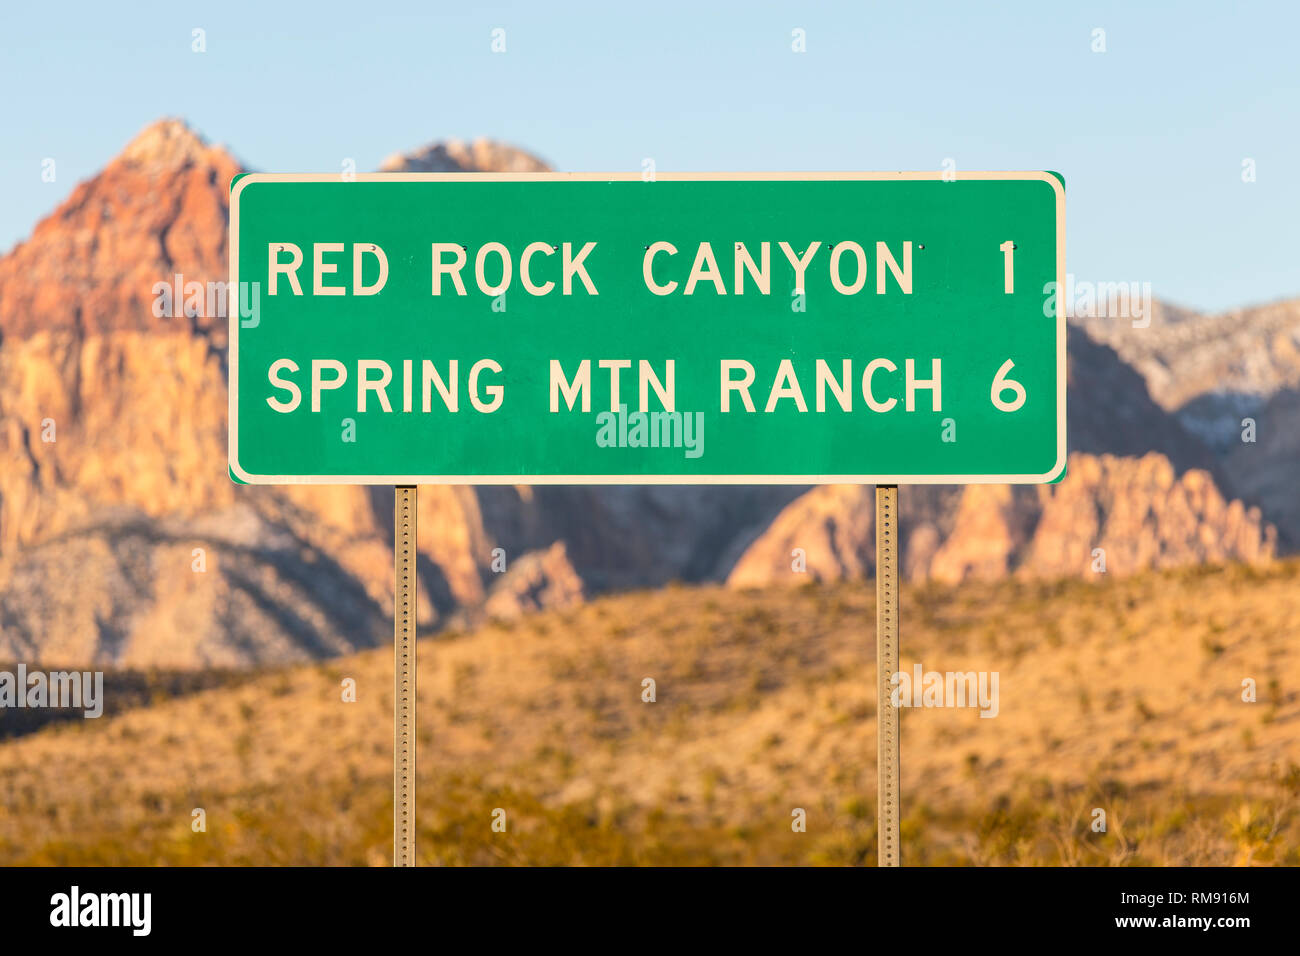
top-left (394, 486), bottom-right (417, 866)
top-left (876, 485), bottom-right (900, 866)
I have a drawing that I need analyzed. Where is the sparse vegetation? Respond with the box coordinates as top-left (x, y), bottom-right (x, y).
top-left (1, 558), bottom-right (1298, 865)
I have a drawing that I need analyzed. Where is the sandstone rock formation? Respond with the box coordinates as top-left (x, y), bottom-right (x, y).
top-left (1070, 297), bottom-right (1300, 547)
top-left (0, 121), bottom-right (523, 666)
top-left (482, 540), bottom-right (585, 621)
top-left (380, 138), bottom-right (551, 174)
top-left (726, 326), bottom-right (1278, 588)
top-left (727, 452), bottom-right (1275, 587)
top-left (0, 118), bottom-right (242, 560)
top-left (0, 120), bottom-right (799, 666)
top-left (0, 506), bottom-right (386, 668)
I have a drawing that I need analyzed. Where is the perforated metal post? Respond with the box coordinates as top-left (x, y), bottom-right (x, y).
top-left (876, 484), bottom-right (900, 866)
top-left (394, 486), bottom-right (417, 866)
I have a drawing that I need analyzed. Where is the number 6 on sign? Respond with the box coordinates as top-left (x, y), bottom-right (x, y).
top-left (991, 359), bottom-right (1026, 412)
top-left (1000, 240), bottom-right (1015, 293)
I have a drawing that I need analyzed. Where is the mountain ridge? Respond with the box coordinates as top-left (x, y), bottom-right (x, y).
top-left (0, 118), bottom-right (1286, 667)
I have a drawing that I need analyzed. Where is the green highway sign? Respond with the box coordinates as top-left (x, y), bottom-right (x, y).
top-left (228, 172), bottom-right (1065, 485)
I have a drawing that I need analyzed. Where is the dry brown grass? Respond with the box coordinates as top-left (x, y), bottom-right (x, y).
top-left (1, 559), bottom-right (1297, 865)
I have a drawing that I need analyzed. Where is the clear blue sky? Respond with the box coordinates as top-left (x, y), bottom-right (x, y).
top-left (1, 0), bottom-right (1295, 312)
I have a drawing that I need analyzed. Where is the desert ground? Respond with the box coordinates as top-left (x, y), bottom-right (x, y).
top-left (2, 558), bottom-right (1296, 866)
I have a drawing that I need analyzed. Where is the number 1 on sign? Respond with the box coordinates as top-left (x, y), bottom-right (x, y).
top-left (1000, 240), bottom-right (1015, 293)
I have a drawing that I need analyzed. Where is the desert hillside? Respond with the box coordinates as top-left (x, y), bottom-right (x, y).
top-left (2, 559), bottom-right (1296, 865)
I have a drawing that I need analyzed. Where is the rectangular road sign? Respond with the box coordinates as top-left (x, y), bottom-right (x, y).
top-left (228, 172), bottom-right (1065, 484)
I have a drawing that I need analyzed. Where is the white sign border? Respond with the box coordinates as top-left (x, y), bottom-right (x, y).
top-left (229, 171), bottom-right (1066, 485)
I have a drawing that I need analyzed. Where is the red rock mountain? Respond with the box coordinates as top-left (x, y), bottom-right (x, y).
top-left (726, 327), bottom-right (1275, 588)
top-left (1072, 298), bottom-right (1300, 545)
top-left (0, 119), bottom-right (1283, 666)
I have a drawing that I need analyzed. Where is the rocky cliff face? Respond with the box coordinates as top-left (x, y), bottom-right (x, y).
top-left (0, 119), bottom-right (239, 557)
top-left (729, 453), bottom-right (1275, 588)
top-left (1070, 297), bottom-right (1300, 544)
top-left (0, 121), bottom-right (558, 666)
top-left (0, 121), bottom-right (395, 666)
top-left (1224, 387), bottom-right (1300, 546)
top-left (1071, 299), bottom-right (1300, 442)
top-left (0, 119), bottom-right (1286, 666)
top-left (726, 327), bottom-right (1277, 589)
top-left (0, 120), bottom-right (800, 666)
